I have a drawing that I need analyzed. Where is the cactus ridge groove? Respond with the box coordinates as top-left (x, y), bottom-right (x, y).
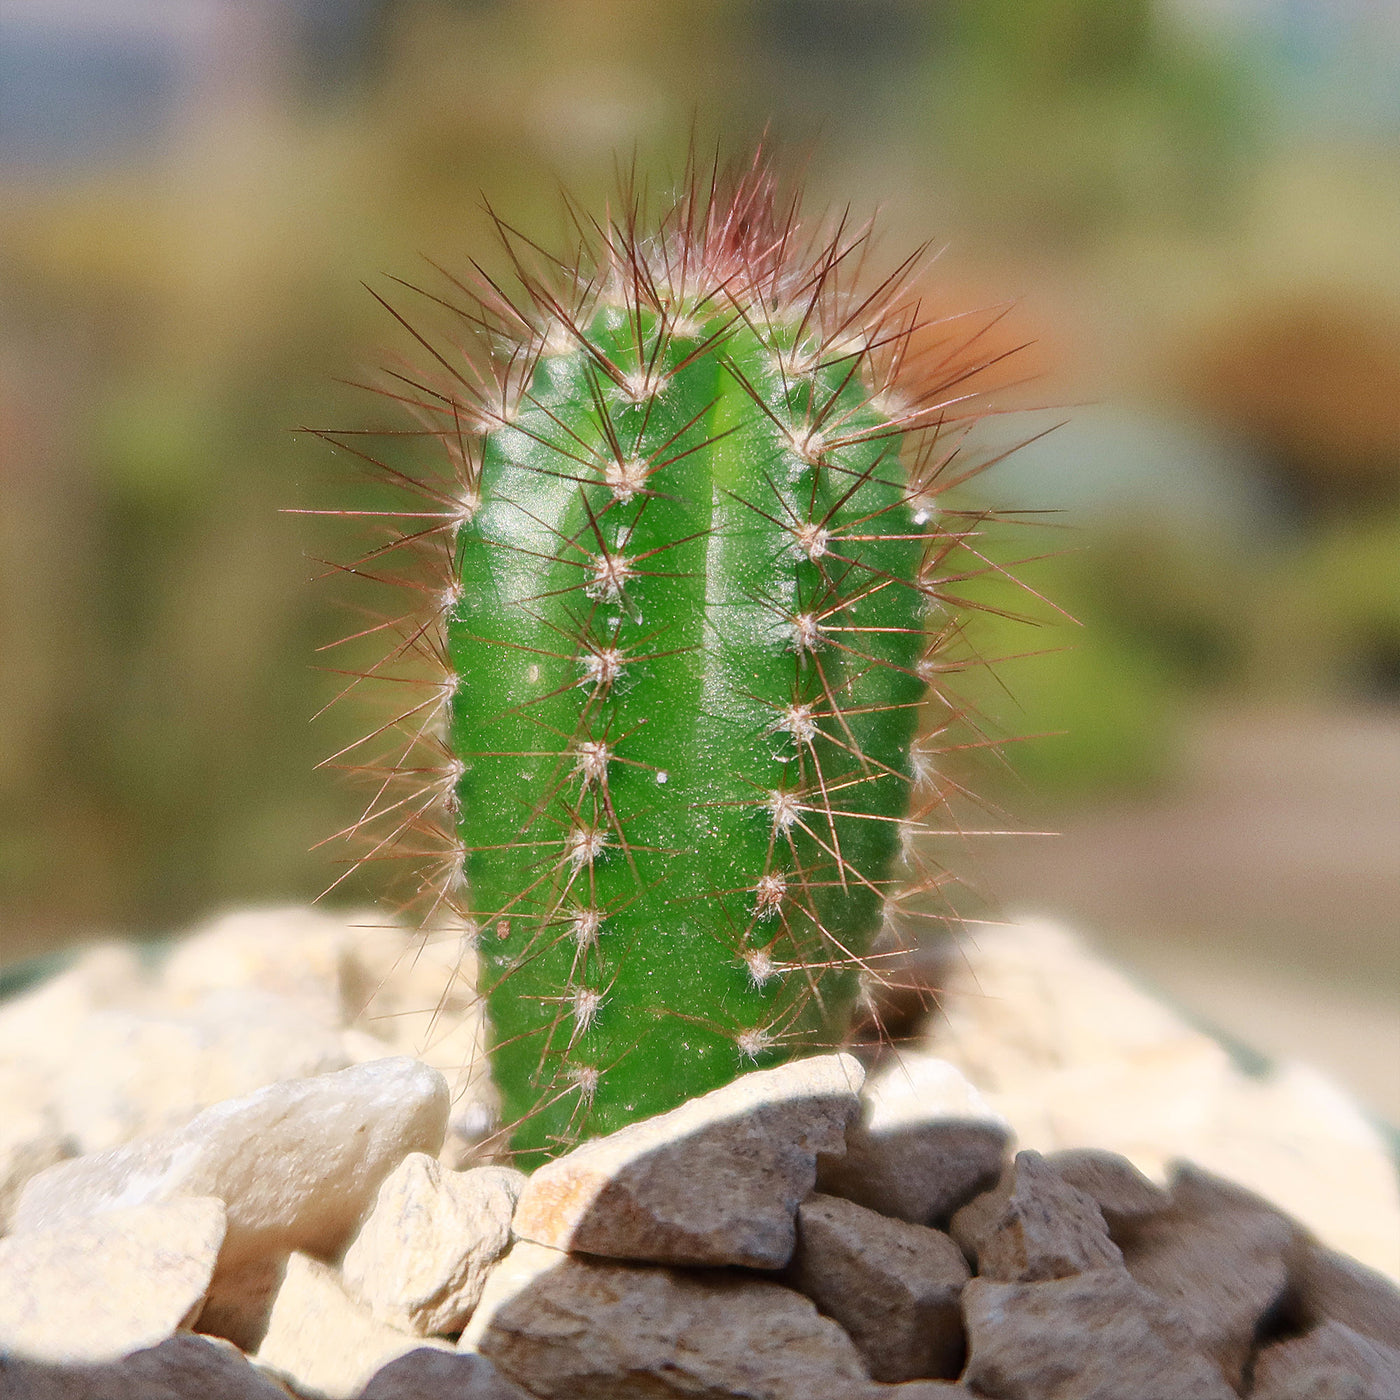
top-left (313, 149), bottom-right (1028, 1160)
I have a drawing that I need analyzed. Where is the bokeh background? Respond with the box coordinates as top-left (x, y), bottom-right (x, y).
top-left (2, 0), bottom-right (1396, 1119)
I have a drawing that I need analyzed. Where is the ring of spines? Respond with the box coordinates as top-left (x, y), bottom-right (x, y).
top-left (315, 152), bottom-right (1017, 1160)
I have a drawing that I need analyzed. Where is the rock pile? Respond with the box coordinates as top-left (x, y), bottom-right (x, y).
top-left (0, 906), bottom-right (491, 1205)
top-left (0, 908), bottom-right (1396, 1398)
top-left (918, 919), bottom-right (1400, 1275)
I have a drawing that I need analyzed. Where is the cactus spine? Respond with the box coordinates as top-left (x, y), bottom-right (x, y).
top-left (324, 153), bottom-right (1011, 1159)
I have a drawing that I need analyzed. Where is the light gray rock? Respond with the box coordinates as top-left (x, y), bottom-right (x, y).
top-left (1251, 1320), bottom-right (1400, 1400)
top-left (0, 1063), bottom-right (69, 1232)
top-left (161, 905), bottom-right (494, 1171)
top-left (1121, 1162), bottom-right (1294, 1391)
top-left (787, 1193), bottom-right (969, 1383)
top-left (339, 922), bottom-right (494, 1170)
top-left (356, 1348), bottom-right (534, 1399)
top-left (953, 1151), bottom-right (1123, 1282)
top-left (194, 1255), bottom-right (290, 1354)
top-left (155, 906), bottom-right (495, 1167)
top-left (816, 1051), bottom-right (1009, 1226)
top-left (512, 1054), bottom-right (864, 1269)
top-left (1042, 1147), bottom-right (1171, 1235)
top-left (14, 1058), bottom-right (447, 1260)
top-left (961, 1270), bottom-right (1237, 1400)
top-left (0, 945), bottom-right (148, 1076)
top-left (159, 905), bottom-right (355, 1031)
top-left (0, 1334), bottom-right (295, 1399)
top-left (0, 945), bottom-right (149, 1197)
top-left (461, 1239), bottom-right (877, 1399)
top-left (52, 992), bottom-right (349, 1155)
top-left (0, 1198), bottom-right (226, 1365)
top-left (13, 1058), bottom-right (449, 1337)
top-left (341, 1155), bottom-right (524, 1336)
top-left (255, 1252), bottom-right (453, 1400)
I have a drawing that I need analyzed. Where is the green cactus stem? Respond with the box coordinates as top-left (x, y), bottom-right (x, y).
top-left (321, 152), bottom-right (1019, 1160)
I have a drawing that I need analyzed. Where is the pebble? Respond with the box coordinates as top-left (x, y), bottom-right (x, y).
top-left (0, 946), bottom-right (151, 1193)
top-left (1041, 1147), bottom-right (1171, 1234)
top-left (512, 1054), bottom-right (864, 1268)
top-left (816, 1051), bottom-right (1009, 1226)
top-left (255, 1252), bottom-right (453, 1399)
top-left (356, 1348), bottom-right (535, 1399)
top-left (874, 1386), bottom-right (976, 1398)
top-left (196, 1255), bottom-right (293, 1354)
top-left (787, 1192), bottom-right (969, 1382)
top-left (339, 922), bottom-right (493, 1168)
top-left (1120, 1163), bottom-right (1294, 1391)
top-left (0, 1198), bottom-right (226, 1365)
top-left (961, 1269), bottom-right (1238, 1400)
top-left (160, 905), bottom-right (356, 1031)
top-left (160, 908), bottom-right (496, 1165)
top-left (13, 1058), bottom-right (448, 1335)
top-left (14, 1058), bottom-right (447, 1254)
top-left (0, 945), bottom-right (147, 1077)
top-left (0, 1333), bottom-right (295, 1400)
top-left (51, 993), bottom-right (349, 1156)
top-left (0, 1063), bottom-right (68, 1233)
top-left (462, 1240), bottom-right (879, 1399)
top-left (1251, 1319), bottom-right (1400, 1400)
top-left (341, 1155), bottom-right (524, 1336)
top-left (951, 1150), bottom-right (1123, 1282)
top-left (1284, 1237), bottom-right (1400, 1350)
top-left (6, 908), bottom-right (493, 1175)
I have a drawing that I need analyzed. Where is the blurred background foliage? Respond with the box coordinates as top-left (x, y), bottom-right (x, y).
top-left (1, 0), bottom-right (1396, 1109)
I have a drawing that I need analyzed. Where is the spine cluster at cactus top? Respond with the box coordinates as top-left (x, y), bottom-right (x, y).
top-left (322, 153), bottom-right (1020, 1159)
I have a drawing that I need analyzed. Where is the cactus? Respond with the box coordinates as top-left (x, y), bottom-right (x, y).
top-left (318, 151), bottom-right (1019, 1160)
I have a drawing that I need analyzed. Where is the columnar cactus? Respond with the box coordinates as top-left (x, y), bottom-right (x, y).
top-left (321, 152), bottom-right (1017, 1160)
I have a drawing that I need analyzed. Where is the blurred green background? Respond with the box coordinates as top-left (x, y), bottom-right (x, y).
top-left (2, 0), bottom-right (1396, 1114)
